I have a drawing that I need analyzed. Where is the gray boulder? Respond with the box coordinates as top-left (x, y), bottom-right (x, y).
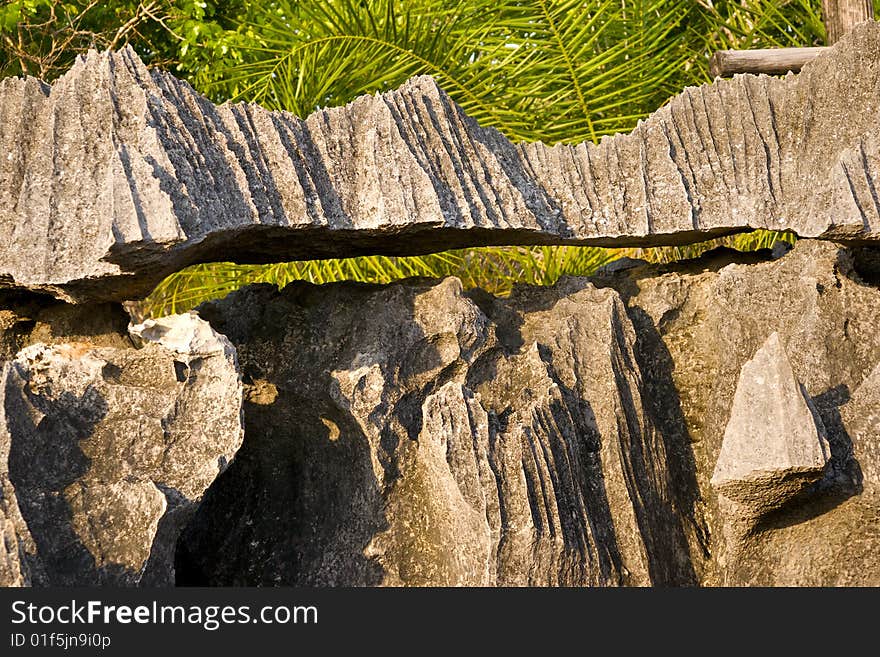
top-left (171, 239), bottom-right (880, 587)
top-left (3, 24), bottom-right (880, 302)
top-left (0, 313), bottom-right (243, 586)
top-left (1, 239), bottom-right (878, 587)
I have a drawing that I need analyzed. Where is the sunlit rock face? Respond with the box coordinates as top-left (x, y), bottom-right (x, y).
top-left (0, 313), bottom-right (242, 586)
top-left (591, 240), bottom-right (880, 585)
top-left (3, 24), bottom-right (880, 302)
top-left (711, 332), bottom-right (830, 516)
top-left (175, 276), bottom-right (692, 586)
top-left (1, 240), bottom-right (879, 587)
top-left (171, 239), bottom-right (880, 587)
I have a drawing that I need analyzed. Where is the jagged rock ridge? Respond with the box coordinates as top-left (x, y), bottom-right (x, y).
top-left (172, 240), bottom-right (880, 587)
top-left (592, 240), bottom-right (880, 585)
top-left (2, 23), bottom-right (880, 302)
top-left (176, 277), bottom-right (694, 586)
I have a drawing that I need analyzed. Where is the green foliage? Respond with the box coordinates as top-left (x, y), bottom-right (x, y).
top-left (0, 2), bottom-right (837, 317)
top-left (692, 0), bottom-right (824, 52)
top-left (133, 245), bottom-right (625, 319)
top-left (202, 0), bottom-right (697, 143)
top-left (0, 0), bottom-right (247, 80)
top-left (134, 229), bottom-right (797, 320)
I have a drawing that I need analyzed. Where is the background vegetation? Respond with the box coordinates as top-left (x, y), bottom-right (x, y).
top-left (2, 1), bottom-right (854, 317)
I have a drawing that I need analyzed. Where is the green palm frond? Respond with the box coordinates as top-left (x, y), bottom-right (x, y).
top-left (205, 0), bottom-right (696, 143)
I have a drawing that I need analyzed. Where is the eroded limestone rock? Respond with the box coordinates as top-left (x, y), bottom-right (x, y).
top-left (3, 24), bottom-right (880, 302)
top-left (163, 239), bottom-right (880, 588)
top-left (1, 240), bottom-right (876, 588)
top-left (0, 313), bottom-right (242, 586)
top-left (841, 363), bottom-right (880, 487)
top-left (710, 332), bottom-right (830, 515)
top-left (177, 277), bottom-right (694, 586)
top-left (592, 239), bottom-right (880, 585)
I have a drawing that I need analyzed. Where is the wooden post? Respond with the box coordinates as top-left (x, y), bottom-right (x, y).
top-left (710, 0), bottom-right (876, 76)
top-left (822, 0), bottom-right (875, 44)
top-left (709, 48), bottom-right (826, 78)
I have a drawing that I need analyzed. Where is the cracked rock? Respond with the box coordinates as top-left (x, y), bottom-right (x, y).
top-left (0, 313), bottom-right (242, 586)
top-left (593, 239), bottom-right (880, 585)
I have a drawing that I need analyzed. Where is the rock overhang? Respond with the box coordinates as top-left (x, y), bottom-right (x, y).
top-left (1, 23), bottom-right (880, 303)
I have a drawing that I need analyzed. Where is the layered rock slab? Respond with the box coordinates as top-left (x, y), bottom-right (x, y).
top-left (4, 24), bottom-right (880, 302)
top-left (177, 277), bottom-right (693, 586)
top-left (0, 313), bottom-right (243, 586)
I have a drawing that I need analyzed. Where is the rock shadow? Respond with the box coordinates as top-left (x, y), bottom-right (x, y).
top-left (754, 384), bottom-right (863, 532)
top-left (846, 246), bottom-right (880, 288)
top-left (608, 306), bottom-right (701, 586)
top-left (4, 376), bottom-right (141, 585)
top-left (586, 271), bottom-right (709, 584)
top-left (176, 386), bottom-right (386, 586)
top-left (177, 282), bottom-right (411, 586)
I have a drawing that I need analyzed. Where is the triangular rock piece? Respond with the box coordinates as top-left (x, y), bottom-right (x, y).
top-left (711, 332), bottom-right (830, 514)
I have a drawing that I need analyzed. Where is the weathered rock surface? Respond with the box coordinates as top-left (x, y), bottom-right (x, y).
top-left (3, 24), bottom-right (880, 302)
top-left (0, 414), bottom-right (31, 587)
top-left (169, 239), bottom-right (880, 587)
top-left (0, 312), bottom-right (243, 586)
top-left (710, 332), bottom-right (830, 516)
top-left (590, 239), bottom-right (880, 585)
top-left (1, 239), bottom-right (878, 587)
top-left (0, 291), bottom-right (131, 361)
top-left (177, 277), bottom-right (694, 586)
top-left (0, 293), bottom-right (131, 586)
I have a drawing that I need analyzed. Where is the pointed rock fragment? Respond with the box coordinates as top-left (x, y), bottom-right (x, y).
top-left (711, 332), bottom-right (830, 515)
